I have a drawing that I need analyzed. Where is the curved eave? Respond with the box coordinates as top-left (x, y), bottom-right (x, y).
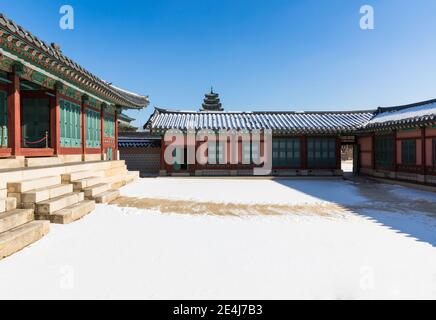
top-left (359, 116), bottom-right (436, 132)
top-left (0, 13), bottom-right (148, 109)
top-left (144, 108), bottom-right (374, 134)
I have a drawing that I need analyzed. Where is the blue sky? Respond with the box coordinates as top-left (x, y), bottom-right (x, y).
top-left (2, 0), bottom-right (436, 127)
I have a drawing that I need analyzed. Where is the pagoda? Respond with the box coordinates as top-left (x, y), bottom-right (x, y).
top-left (201, 88), bottom-right (224, 111)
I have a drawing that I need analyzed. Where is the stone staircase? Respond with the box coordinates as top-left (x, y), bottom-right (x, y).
top-left (0, 197), bottom-right (50, 261)
top-left (61, 160), bottom-right (137, 204)
top-left (0, 160), bottom-right (139, 260)
top-left (8, 175), bottom-right (96, 225)
top-left (5, 160), bottom-right (138, 224)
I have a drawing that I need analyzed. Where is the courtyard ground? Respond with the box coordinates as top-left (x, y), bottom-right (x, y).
top-left (0, 177), bottom-right (435, 299)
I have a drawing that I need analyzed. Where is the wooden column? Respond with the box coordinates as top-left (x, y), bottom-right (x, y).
top-left (393, 130), bottom-right (397, 172)
top-left (7, 70), bottom-right (21, 155)
top-left (100, 104), bottom-right (105, 160)
top-left (50, 89), bottom-right (61, 154)
top-left (114, 109), bottom-right (119, 160)
top-left (371, 133), bottom-right (376, 169)
top-left (81, 95), bottom-right (88, 158)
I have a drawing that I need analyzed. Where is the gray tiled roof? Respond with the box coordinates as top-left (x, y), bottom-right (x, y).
top-left (145, 108), bottom-right (375, 134)
top-left (118, 137), bottom-right (161, 148)
top-left (365, 99), bottom-right (436, 129)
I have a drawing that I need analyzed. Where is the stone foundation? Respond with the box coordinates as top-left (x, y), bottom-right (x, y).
top-left (359, 168), bottom-right (435, 185)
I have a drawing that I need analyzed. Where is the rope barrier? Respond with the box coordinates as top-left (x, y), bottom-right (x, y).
top-left (24, 136), bottom-right (48, 145)
top-left (22, 131), bottom-right (49, 148)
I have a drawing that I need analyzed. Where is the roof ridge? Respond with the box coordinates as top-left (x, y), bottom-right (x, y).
top-left (154, 107), bottom-right (375, 115)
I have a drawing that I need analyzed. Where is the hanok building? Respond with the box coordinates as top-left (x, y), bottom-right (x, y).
top-left (0, 13), bottom-right (147, 260)
top-left (356, 99), bottom-right (436, 185)
top-left (145, 90), bottom-right (374, 177)
top-left (145, 91), bottom-right (436, 185)
top-left (0, 14), bottom-right (149, 165)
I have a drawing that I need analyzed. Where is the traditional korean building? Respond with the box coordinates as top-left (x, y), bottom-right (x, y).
top-left (145, 92), bottom-right (436, 185)
top-left (145, 91), bottom-right (374, 177)
top-left (356, 99), bottom-right (436, 185)
top-left (0, 13), bottom-right (149, 166)
top-left (0, 13), bottom-right (148, 260)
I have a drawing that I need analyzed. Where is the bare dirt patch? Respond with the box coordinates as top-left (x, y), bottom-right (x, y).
top-left (110, 196), bottom-right (349, 217)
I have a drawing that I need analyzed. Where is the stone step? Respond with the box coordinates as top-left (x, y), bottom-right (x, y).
top-left (21, 184), bottom-right (74, 204)
top-left (84, 183), bottom-right (111, 198)
top-left (7, 176), bottom-right (62, 193)
top-left (61, 170), bottom-right (105, 183)
top-left (0, 157), bottom-right (25, 170)
top-left (109, 160), bottom-right (126, 169)
top-left (105, 172), bottom-right (138, 189)
top-left (35, 192), bottom-right (84, 215)
top-left (0, 209), bottom-right (34, 234)
top-left (128, 171), bottom-right (140, 179)
top-left (25, 157), bottom-right (61, 168)
top-left (94, 189), bottom-right (120, 204)
top-left (36, 200), bottom-right (95, 224)
top-left (0, 197), bottom-right (17, 213)
top-left (72, 176), bottom-right (105, 190)
top-left (105, 166), bottom-right (128, 178)
top-left (0, 220), bottom-right (50, 261)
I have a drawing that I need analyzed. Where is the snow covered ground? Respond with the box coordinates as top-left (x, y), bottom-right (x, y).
top-left (0, 178), bottom-right (436, 300)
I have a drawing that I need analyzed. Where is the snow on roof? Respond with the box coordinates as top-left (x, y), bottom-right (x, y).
top-left (367, 100), bottom-right (436, 128)
top-left (110, 84), bottom-right (146, 98)
top-left (145, 108), bottom-right (374, 133)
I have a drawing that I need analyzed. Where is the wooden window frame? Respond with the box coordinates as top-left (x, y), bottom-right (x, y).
top-left (272, 137), bottom-right (300, 168)
top-left (374, 135), bottom-right (394, 169)
top-left (60, 99), bottom-right (81, 148)
top-left (86, 108), bottom-right (101, 148)
top-left (401, 139), bottom-right (416, 166)
top-left (307, 137), bottom-right (336, 168)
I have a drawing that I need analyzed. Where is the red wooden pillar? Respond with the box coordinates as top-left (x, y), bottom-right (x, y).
top-left (371, 133), bottom-right (376, 169)
top-left (81, 96), bottom-right (87, 158)
top-left (393, 130), bottom-right (397, 172)
top-left (7, 70), bottom-right (21, 155)
top-left (160, 136), bottom-right (166, 171)
top-left (100, 104), bottom-right (105, 160)
top-left (114, 110), bottom-right (119, 160)
top-left (50, 90), bottom-right (61, 154)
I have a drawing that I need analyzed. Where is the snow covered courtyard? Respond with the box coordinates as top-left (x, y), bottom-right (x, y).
top-left (1, 177), bottom-right (436, 299)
